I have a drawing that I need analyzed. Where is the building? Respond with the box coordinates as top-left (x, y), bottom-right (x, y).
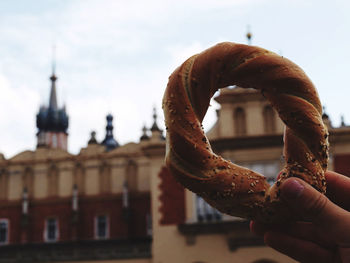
top-left (0, 70), bottom-right (155, 262)
top-left (0, 72), bottom-right (350, 262)
top-left (153, 86), bottom-right (350, 263)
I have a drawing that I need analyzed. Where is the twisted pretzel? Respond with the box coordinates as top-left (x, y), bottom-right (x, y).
top-left (163, 42), bottom-right (329, 222)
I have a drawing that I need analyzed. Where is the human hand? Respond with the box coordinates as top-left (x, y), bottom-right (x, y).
top-left (250, 171), bottom-right (350, 263)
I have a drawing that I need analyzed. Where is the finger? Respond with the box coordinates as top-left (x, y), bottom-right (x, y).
top-left (264, 231), bottom-right (337, 263)
top-left (280, 177), bottom-right (350, 243)
top-left (325, 171), bottom-right (350, 211)
top-left (280, 221), bottom-right (334, 248)
top-left (250, 220), bottom-right (287, 237)
top-left (251, 220), bottom-right (334, 248)
top-left (286, 222), bottom-right (333, 248)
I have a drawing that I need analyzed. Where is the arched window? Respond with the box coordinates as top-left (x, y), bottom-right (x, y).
top-left (263, 105), bottom-right (276, 134)
top-left (234, 107), bottom-right (247, 136)
top-left (48, 165), bottom-right (58, 197)
top-left (99, 163), bottom-right (111, 193)
top-left (23, 167), bottom-right (34, 198)
top-left (126, 160), bottom-right (138, 192)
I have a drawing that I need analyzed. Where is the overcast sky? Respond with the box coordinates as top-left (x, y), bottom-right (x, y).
top-left (0, 0), bottom-right (349, 158)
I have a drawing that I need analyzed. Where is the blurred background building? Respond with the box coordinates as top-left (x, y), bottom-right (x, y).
top-left (0, 49), bottom-right (350, 263)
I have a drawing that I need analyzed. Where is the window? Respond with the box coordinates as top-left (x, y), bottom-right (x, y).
top-left (234, 107), bottom-right (247, 136)
top-left (44, 218), bottom-right (59, 242)
top-left (95, 215), bottom-right (109, 239)
top-left (245, 162), bottom-right (280, 185)
top-left (0, 219), bottom-right (9, 245)
top-left (196, 196), bottom-right (222, 222)
top-left (146, 213), bottom-right (152, 236)
top-left (263, 105), bottom-right (276, 134)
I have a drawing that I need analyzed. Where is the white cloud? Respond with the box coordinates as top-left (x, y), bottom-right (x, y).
top-left (0, 73), bottom-right (40, 158)
top-left (166, 42), bottom-right (205, 67)
top-left (0, 0), bottom-right (350, 158)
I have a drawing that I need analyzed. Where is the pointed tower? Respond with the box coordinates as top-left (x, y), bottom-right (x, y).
top-left (322, 106), bottom-right (332, 129)
top-left (150, 107), bottom-right (164, 141)
top-left (36, 63), bottom-right (69, 150)
top-left (101, 114), bottom-right (119, 151)
top-left (140, 124), bottom-right (150, 142)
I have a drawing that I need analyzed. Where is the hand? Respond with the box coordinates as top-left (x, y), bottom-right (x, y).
top-left (250, 171), bottom-right (350, 263)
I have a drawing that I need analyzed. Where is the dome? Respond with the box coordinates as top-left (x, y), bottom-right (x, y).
top-left (36, 106), bottom-right (48, 130)
top-left (36, 106), bottom-right (68, 133)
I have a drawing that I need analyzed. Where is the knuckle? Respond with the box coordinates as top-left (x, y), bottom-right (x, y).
top-left (305, 193), bottom-right (328, 220)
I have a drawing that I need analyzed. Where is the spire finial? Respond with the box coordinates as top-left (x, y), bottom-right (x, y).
top-left (341, 115), bottom-right (346, 127)
top-left (102, 114), bottom-right (119, 151)
top-left (49, 44), bottom-right (58, 110)
top-left (153, 107), bottom-right (157, 122)
top-left (140, 124), bottom-right (150, 141)
top-left (142, 125), bottom-right (148, 134)
top-left (322, 106), bottom-right (332, 129)
top-left (322, 106), bottom-right (328, 118)
top-left (151, 106), bottom-right (160, 131)
top-left (246, 25), bottom-right (252, 45)
top-left (88, 131), bottom-right (98, 144)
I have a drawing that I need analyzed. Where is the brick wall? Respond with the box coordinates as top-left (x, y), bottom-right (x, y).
top-left (158, 166), bottom-right (185, 225)
top-left (0, 193), bottom-right (150, 245)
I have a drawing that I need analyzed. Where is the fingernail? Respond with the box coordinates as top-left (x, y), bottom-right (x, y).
top-left (281, 179), bottom-right (304, 199)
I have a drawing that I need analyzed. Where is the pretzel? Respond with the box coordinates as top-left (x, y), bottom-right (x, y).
top-left (162, 42), bottom-right (329, 222)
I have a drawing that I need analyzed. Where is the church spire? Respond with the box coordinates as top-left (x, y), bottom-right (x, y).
top-left (36, 48), bottom-right (69, 151)
top-left (49, 45), bottom-right (58, 110)
top-left (49, 71), bottom-right (58, 110)
top-left (150, 107), bottom-right (164, 141)
top-left (150, 107), bottom-right (161, 132)
top-left (140, 124), bottom-right (150, 141)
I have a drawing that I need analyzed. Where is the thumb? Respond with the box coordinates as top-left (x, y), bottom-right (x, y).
top-left (281, 177), bottom-right (350, 230)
